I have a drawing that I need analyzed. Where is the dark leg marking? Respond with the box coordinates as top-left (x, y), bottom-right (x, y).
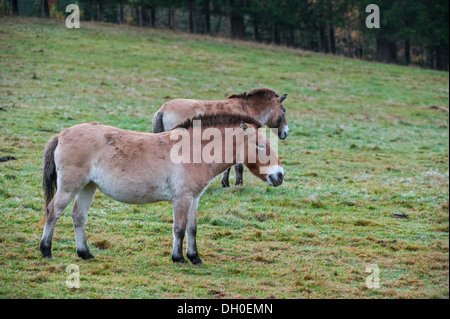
top-left (77, 249), bottom-right (95, 260)
top-left (221, 168), bottom-right (231, 188)
top-left (172, 254), bottom-right (188, 263)
top-left (235, 163), bottom-right (244, 186)
top-left (172, 227), bottom-right (187, 263)
top-left (40, 240), bottom-right (52, 259)
top-left (187, 252), bottom-right (203, 266)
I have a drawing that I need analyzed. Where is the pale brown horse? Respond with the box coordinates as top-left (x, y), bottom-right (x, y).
top-left (40, 113), bottom-right (284, 265)
top-left (152, 88), bottom-right (288, 187)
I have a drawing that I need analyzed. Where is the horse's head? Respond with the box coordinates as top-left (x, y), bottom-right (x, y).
top-left (228, 88), bottom-right (289, 140)
top-left (240, 121), bottom-right (284, 187)
top-left (267, 93), bottom-right (289, 140)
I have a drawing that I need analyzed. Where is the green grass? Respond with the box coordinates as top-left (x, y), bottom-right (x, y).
top-left (0, 17), bottom-right (448, 299)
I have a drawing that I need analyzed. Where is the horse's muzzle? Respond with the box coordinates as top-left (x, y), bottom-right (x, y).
top-left (279, 125), bottom-right (289, 140)
top-left (267, 167), bottom-right (284, 187)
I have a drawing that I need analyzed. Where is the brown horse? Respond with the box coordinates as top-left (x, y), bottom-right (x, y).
top-left (40, 113), bottom-right (284, 265)
top-left (152, 88), bottom-right (288, 187)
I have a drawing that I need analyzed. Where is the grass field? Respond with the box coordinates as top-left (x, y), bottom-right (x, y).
top-left (0, 17), bottom-right (448, 299)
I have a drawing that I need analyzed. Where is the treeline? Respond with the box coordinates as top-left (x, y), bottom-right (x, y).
top-left (5, 0), bottom-right (449, 70)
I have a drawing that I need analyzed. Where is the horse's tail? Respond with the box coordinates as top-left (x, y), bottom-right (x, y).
top-left (152, 111), bottom-right (165, 133)
top-left (41, 135), bottom-right (59, 224)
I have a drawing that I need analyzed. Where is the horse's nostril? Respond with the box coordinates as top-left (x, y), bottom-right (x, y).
top-left (277, 172), bottom-right (284, 180)
top-left (280, 131), bottom-right (288, 140)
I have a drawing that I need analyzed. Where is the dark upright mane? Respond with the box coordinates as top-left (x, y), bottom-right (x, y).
top-left (227, 88), bottom-right (279, 101)
top-left (173, 113), bottom-right (262, 130)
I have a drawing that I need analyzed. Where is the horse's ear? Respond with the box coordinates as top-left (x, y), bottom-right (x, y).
top-left (240, 121), bottom-right (248, 131)
top-left (279, 94), bottom-right (287, 104)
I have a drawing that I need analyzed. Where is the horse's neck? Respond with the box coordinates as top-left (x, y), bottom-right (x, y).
top-left (199, 134), bottom-right (242, 179)
top-left (245, 101), bottom-right (271, 125)
top-left (210, 161), bottom-right (236, 177)
top-left (222, 99), bottom-right (269, 125)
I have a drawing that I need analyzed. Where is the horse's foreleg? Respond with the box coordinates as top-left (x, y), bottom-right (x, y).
top-left (186, 197), bottom-right (202, 265)
top-left (234, 163), bottom-right (244, 186)
top-left (171, 196), bottom-right (191, 263)
top-left (221, 168), bottom-right (231, 188)
top-left (71, 182), bottom-right (97, 260)
top-left (40, 190), bottom-right (76, 259)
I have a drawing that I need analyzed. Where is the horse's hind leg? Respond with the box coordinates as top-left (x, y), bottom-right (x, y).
top-left (234, 163), bottom-right (244, 186)
top-left (186, 197), bottom-right (202, 265)
top-left (221, 168), bottom-right (231, 188)
top-left (71, 182), bottom-right (97, 260)
top-left (40, 189), bottom-right (77, 259)
top-left (171, 196), bottom-right (194, 263)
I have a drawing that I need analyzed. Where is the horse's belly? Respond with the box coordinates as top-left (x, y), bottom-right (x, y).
top-left (99, 184), bottom-right (170, 204)
top-left (90, 169), bottom-right (172, 204)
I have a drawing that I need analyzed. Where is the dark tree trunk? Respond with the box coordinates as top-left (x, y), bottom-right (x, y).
top-left (138, 6), bottom-right (143, 27)
top-left (289, 28), bottom-right (295, 47)
top-left (215, 15), bottom-right (222, 34)
top-left (118, 3), bottom-right (124, 24)
top-left (326, 1), bottom-right (335, 54)
top-left (142, 6), bottom-right (148, 27)
top-left (355, 47), bottom-right (363, 58)
top-left (441, 44), bottom-right (449, 71)
top-left (376, 37), bottom-right (398, 63)
top-left (230, 17), bottom-right (245, 39)
top-left (310, 39), bottom-right (316, 51)
top-left (425, 46), bottom-right (435, 69)
top-left (203, 0), bottom-right (210, 34)
top-left (188, 0), bottom-right (195, 33)
top-left (317, 31), bottom-right (321, 52)
top-left (98, 1), bottom-right (104, 22)
top-left (345, 30), bottom-right (353, 57)
top-left (328, 24), bottom-right (336, 54)
top-left (272, 24), bottom-right (280, 44)
top-left (404, 39), bottom-right (411, 65)
top-left (435, 45), bottom-right (442, 70)
top-left (253, 20), bottom-right (260, 42)
top-left (319, 25), bottom-right (328, 53)
top-left (168, 8), bottom-right (171, 29)
top-left (168, 7), bottom-right (175, 29)
top-left (11, 0), bottom-right (19, 16)
top-left (89, 0), bottom-right (94, 21)
top-left (149, 7), bottom-right (156, 28)
top-left (230, 1), bottom-right (246, 39)
top-left (41, 0), bottom-right (50, 18)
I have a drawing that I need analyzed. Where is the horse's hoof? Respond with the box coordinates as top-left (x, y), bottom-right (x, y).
top-left (40, 242), bottom-right (52, 259)
top-left (235, 180), bottom-right (243, 186)
top-left (78, 250), bottom-right (95, 260)
top-left (41, 248), bottom-right (52, 259)
top-left (188, 255), bottom-right (203, 266)
top-left (42, 253), bottom-right (52, 259)
top-left (221, 180), bottom-right (230, 188)
top-left (172, 255), bottom-right (188, 263)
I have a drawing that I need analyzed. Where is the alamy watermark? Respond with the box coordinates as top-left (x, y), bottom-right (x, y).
top-left (365, 264), bottom-right (380, 289)
top-left (65, 264), bottom-right (80, 289)
top-left (366, 4), bottom-right (380, 29)
top-left (65, 4), bottom-right (80, 29)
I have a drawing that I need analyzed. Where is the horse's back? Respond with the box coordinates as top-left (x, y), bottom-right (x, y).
top-left (55, 122), bottom-right (176, 204)
top-left (157, 98), bottom-right (238, 131)
top-left (159, 99), bottom-right (204, 131)
top-left (58, 122), bottom-right (167, 163)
